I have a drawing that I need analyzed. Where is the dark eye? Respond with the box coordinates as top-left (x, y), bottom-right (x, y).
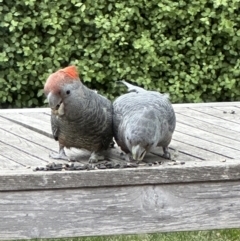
top-left (66, 90), bottom-right (70, 95)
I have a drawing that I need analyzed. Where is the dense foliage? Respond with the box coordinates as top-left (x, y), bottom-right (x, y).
top-left (1, 0), bottom-right (240, 107)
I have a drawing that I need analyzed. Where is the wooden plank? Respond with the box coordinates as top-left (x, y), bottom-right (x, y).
top-left (176, 122), bottom-right (240, 151)
top-left (189, 107), bottom-right (240, 124)
top-left (175, 112), bottom-right (240, 142)
top-left (0, 141), bottom-right (47, 167)
top-left (173, 101), bottom-right (240, 108)
top-left (172, 131), bottom-right (237, 159)
top-left (0, 155), bottom-right (23, 169)
top-left (169, 139), bottom-right (225, 161)
top-left (0, 113), bottom-right (52, 137)
top-left (0, 108), bottom-right (50, 113)
top-left (0, 117), bottom-right (197, 166)
top-left (21, 112), bottom-right (51, 123)
top-left (0, 115), bottom-right (109, 164)
top-left (1, 180), bottom-right (240, 240)
top-left (0, 125), bottom-right (59, 166)
top-left (0, 159), bottom-right (239, 191)
top-left (212, 106), bottom-right (240, 122)
top-left (0, 102), bottom-right (238, 115)
top-left (175, 108), bottom-right (240, 132)
top-left (0, 117), bottom-right (56, 150)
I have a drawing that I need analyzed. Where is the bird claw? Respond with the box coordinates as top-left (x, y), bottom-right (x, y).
top-left (49, 152), bottom-right (69, 161)
top-left (162, 152), bottom-right (171, 160)
top-left (162, 147), bottom-right (171, 160)
top-left (88, 152), bottom-right (104, 163)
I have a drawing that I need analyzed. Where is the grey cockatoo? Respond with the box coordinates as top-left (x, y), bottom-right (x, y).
top-left (44, 65), bottom-right (113, 163)
top-left (113, 81), bottom-right (176, 162)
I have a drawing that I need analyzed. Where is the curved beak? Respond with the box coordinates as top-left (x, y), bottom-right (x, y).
top-left (47, 92), bottom-right (62, 109)
top-left (131, 144), bottom-right (147, 161)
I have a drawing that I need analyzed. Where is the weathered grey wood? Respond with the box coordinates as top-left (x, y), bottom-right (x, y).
top-left (189, 107), bottom-right (240, 125)
top-left (172, 131), bottom-right (237, 159)
top-left (0, 102), bottom-right (239, 115)
top-left (21, 112), bottom-right (51, 123)
top-left (0, 117), bottom-right (98, 164)
top-left (213, 106), bottom-right (240, 113)
top-left (1, 181), bottom-right (240, 240)
top-left (169, 139), bottom-right (226, 161)
top-left (0, 141), bottom-right (47, 167)
top-left (175, 108), bottom-right (240, 132)
top-left (173, 101), bottom-right (240, 108)
top-left (0, 108), bottom-right (50, 113)
top-left (0, 116), bottom-right (197, 166)
top-left (175, 112), bottom-right (240, 142)
top-left (176, 122), bottom-right (240, 151)
top-left (0, 159), bottom-right (239, 191)
top-left (0, 113), bottom-right (52, 137)
top-left (0, 117), bottom-right (57, 150)
top-left (0, 154), bottom-right (23, 169)
top-left (0, 126), bottom-right (56, 166)
top-left (0, 103), bottom-right (239, 240)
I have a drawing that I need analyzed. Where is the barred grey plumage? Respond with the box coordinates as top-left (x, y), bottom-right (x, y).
top-left (113, 81), bottom-right (176, 161)
top-left (44, 66), bottom-right (113, 163)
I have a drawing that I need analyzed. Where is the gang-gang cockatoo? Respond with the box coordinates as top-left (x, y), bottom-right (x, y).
top-left (113, 81), bottom-right (176, 162)
top-left (44, 65), bottom-right (113, 163)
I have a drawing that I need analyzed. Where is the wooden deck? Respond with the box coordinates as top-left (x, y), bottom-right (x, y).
top-left (1, 102), bottom-right (240, 240)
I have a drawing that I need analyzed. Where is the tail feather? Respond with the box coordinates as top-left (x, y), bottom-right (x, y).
top-left (117, 80), bottom-right (146, 93)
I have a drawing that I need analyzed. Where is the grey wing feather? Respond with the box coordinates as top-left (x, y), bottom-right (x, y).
top-left (119, 80), bottom-right (147, 93)
top-left (51, 114), bottom-right (60, 141)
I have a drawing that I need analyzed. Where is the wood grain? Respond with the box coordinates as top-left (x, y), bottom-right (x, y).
top-left (175, 108), bottom-right (240, 132)
top-left (173, 101), bottom-right (240, 108)
top-left (172, 131), bottom-right (237, 159)
top-left (189, 107), bottom-right (240, 125)
top-left (1, 181), bottom-right (240, 240)
top-left (0, 102), bottom-right (238, 115)
top-left (0, 123), bottom-right (55, 166)
top-left (0, 116), bottom-right (198, 166)
top-left (175, 112), bottom-right (240, 142)
top-left (176, 122), bottom-right (240, 151)
top-left (0, 108), bottom-right (50, 113)
top-left (0, 104), bottom-right (239, 239)
top-left (0, 154), bottom-right (23, 169)
top-left (170, 139), bottom-right (226, 161)
top-left (0, 159), bottom-right (240, 191)
top-left (21, 112), bottom-right (51, 123)
top-left (0, 117), bottom-right (100, 164)
top-left (0, 113), bottom-right (52, 137)
top-left (0, 140), bottom-right (47, 167)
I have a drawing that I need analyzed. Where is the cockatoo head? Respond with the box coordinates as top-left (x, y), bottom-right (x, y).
top-left (44, 65), bottom-right (81, 109)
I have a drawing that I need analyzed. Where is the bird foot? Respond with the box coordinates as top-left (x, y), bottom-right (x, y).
top-left (49, 149), bottom-right (69, 161)
top-left (120, 153), bottom-right (135, 162)
top-left (89, 152), bottom-right (105, 163)
top-left (162, 147), bottom-right (171, 160)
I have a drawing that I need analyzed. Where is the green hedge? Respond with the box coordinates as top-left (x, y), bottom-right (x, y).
top-left (1, 0), bottom-right (240, 107)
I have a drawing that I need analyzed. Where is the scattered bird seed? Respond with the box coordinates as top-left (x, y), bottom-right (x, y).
top-left (97, 164), bottom-right (107, 169)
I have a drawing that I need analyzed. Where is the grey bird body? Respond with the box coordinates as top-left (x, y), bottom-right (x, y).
top-left (51, 85), bottom-right (112, 153)
top-left (113, 82), bottom-right (176, 161)
top-left (44, 66), bottom-right (113, 163)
